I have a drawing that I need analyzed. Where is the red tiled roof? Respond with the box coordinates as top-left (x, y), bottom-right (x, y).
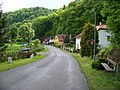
top-left (96, 22), bottom-right (107, 30)
top-left (56, 34), bottom-right (66, 42)
top-left (75, 34), bottom-right (82, 39)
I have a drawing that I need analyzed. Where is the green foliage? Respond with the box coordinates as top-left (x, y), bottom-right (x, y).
top-left (64, 33), bottom-right (70, 44)
top-left (6, 43), bottom-right (24, 53)
top-left (54, 44), bottom-right (61, 48)
top-left (92, 59), bottom-right (106, 70)
top-left (5, 7), bottom-right (53, 26)
top-left (33, 39), bottom-right (40, 46)
top-left (80, 22), bottom-right (95, 57)
top-left (0, 7), bottom-right (8, 52)
top-left (19, 22), bottom-right (35, 43)
top-left (29, 39), bottom-right (44, 53)
top-left (31, 0), bottom-right (104, 40)
top-left (101, 1), bottom-right (120, 48)
top-left (0, 55), bottom-right (46, 72)
top-left (5, 7), bottom-right (52, 43)
top-left (3, 0), bottom-right (105, 42)
top-left (96, 47), bottom-right (109, 60)
top-left (7, 23), bottom-right (19, 43)
top-left (32, 16), bottom-right (53, 39)
top-left (97, 46), bottom-right (120, 63)
top-left (36, 45), bottom-right (44, 52)
top-left (0, 43), bottom-right (45, 63)
top-left (72, 53), bottom-right (120, 90)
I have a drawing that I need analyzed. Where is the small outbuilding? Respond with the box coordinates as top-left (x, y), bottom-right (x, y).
top-left (75, 34), bottom-right (82, 50)
top-left (96, 22), bottom-right (111, 48)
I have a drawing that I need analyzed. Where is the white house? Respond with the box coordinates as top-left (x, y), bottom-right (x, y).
top-left (96, 22), bottom-right (111, 48)
top-left (75, 34), bottom-right (82, 50)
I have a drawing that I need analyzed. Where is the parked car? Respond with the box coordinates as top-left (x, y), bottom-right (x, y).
top-left (20, 48), bottom-right (30, 53)
top-left (20, 48), bottom-right (32, 58)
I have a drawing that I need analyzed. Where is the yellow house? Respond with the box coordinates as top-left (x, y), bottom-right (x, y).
top-left (54, 34), bottom-right (66, 44)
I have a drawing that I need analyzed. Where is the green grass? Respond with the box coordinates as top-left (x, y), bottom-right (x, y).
top-left (0, 54), bottom-right (46, 72)
top-left (6, 43), bottom-right (24, 53)
top-left (0, 45), bottom-right (48, 72)
top-left (71, 53), bottom-right (120, 90)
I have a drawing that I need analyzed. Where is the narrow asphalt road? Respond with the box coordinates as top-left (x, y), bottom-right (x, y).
top-left (0, 46), bottom-right (88, 90)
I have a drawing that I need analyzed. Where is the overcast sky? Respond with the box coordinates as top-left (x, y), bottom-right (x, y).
top-left (0, 0), bottom-right (74, 12)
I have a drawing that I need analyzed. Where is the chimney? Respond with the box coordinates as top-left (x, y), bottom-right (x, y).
top-left (99, 22), bottom-right (102, 26)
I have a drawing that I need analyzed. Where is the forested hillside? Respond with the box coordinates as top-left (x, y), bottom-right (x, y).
top-left (32, 0), bottom-right (120, 48)
top-left (5, 7), bottom-right (53, 26)
top-left (32, 0), bottom-right (104, 40)
top-left (3, 0), bottom-right (120, 48)
top-left (4, 7), bottom-right (53, 43)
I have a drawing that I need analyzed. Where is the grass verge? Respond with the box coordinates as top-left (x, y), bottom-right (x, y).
top-left (0, 46), bottom-right (48, 72)
top-left (6, 43), bottom-right (24, 53)
top-left (71, 53), bottom-right (120, 90)
top-left (0, 55), bottom-right (45, 72)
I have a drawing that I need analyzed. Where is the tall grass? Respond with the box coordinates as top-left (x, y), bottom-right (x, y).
top-left (0, 55), bottom-right (45, 72)
top-left (6, 43), bottom-right (24, 53)
top-left (72, 53), bottom-right (120, 90)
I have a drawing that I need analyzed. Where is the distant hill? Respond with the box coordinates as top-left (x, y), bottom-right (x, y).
top-left (5, 7), bottom-right (53, 26)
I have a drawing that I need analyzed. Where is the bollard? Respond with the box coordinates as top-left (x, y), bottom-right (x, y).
top-left (30, 54), bottom-right (34, 59)
top-left (8, 57), bottom-right (12, 63)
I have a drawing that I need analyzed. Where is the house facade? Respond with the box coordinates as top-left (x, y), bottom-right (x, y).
top-left (75, 34), bottom-right (82, 50)
top-left (54, 34), bottom-right (66, 44)
top-left (96, 22), bottom-right (111, 48)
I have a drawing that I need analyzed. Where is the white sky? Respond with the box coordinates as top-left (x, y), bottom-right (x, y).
top-left (0, 0), bottom-right (74, 12)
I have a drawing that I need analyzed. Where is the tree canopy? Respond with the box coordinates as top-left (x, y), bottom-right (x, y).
top-left (32, 0), bottom-right (104, 40)
top-left (1, 0), bottom-right (119, 49)
top-left (101, 0), bottom-right (120, 48)
top-left (0, 5), bottom-right (8, 52)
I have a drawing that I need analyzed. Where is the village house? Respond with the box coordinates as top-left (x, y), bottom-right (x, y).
top-left (54, 34), bottom-right (66, 44)
top-left (96, 22), bottom-right (111, 48)
top-left (75, 22), bottom-right (110, 50)
top-left (75, 34), bottom-right (82, 50)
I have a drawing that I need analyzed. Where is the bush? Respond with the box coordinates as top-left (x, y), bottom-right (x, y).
top-left (0, 51), bottom-right (33, 63)
top-left (36, 45), bottom-right (44, 52)
top-left (92, 59), bottom-right (107, 70)
top-left (33, 39), bottom-right (40, 46)
top-left (96, 48), bottom-right (108, 60)
top-left (80, 22), bottom-right (98, 57)
top-left (54, 44), bottom-right (61, 48)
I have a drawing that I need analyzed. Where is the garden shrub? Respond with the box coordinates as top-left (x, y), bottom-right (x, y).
top-left (92, 59), bottom-right (107, 70)
top-left (80, 22), bottom-right (98, 57)
top-left (54, 44), bottom-right (61, 48)
top-left (36, 45), bottom-right (44, 52)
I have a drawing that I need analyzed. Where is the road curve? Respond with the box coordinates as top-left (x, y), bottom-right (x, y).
top-left (0, 46), bottom-right (88, 90)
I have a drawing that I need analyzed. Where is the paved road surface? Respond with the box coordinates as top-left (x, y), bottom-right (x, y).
top-left (0, 46), bottom-right (88, 90)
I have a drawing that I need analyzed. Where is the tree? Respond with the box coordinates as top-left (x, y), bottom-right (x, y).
top-left (101, 0), bottom-right (120, 48)
top-left (80, 22), bottom-right (98, 57)
top-left (64, 33), bottom-right (70, 44)
top-left (33, 39), bottom-right (40, 47)
top-left (5, 7), bottom-right (53, 27)
top-left (19, 22), bottom-right (35, 43)
top-left (32, 16), bottom-right (53, 39)
top-left (7, 23), bottom-right (19, 45)
top-left (0, 5), bottom-right (8, 52)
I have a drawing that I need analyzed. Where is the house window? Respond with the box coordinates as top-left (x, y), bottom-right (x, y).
top-left (107, 36), bottom-right (110, 41)
top-left (77, 44), bottom-right (79, 49)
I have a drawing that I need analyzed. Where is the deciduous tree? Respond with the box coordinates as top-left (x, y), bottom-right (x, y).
top-left (0, 5), bottom-right (8, 52)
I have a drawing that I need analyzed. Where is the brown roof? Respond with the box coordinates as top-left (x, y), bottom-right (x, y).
top-left (96, 22), bottom-right (107, 30)
top-left (75, 34), bottom-right (82, 39)
top-left (56, 34), bottom-right (66, 42)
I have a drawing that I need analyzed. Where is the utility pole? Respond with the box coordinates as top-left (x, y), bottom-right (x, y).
top-left (92, 8), bottom-right (96, 61)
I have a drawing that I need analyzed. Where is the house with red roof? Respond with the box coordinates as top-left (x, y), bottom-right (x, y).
top-left (96, 22), bottom-right (111, 48)
top-left (54, 34), bottom-right (66, 44)
top-left (75, 34), bottom-right (82, 50)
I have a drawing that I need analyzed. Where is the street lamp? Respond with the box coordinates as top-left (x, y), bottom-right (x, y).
top-left (92, 8), bottom-right (96, 61)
